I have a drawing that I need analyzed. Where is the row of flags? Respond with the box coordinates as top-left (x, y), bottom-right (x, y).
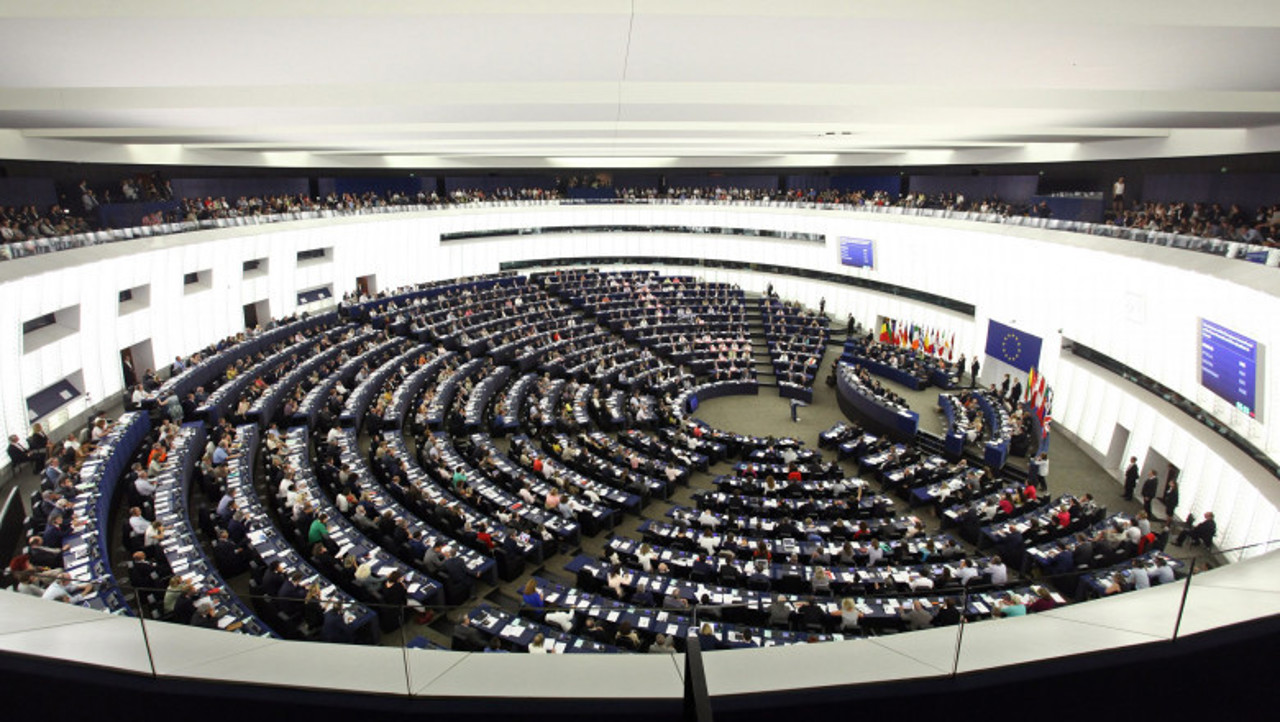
top-left (1025, 366), bottom-right (1054, 436)
top-left (875, 316), bottom-right (1057, 441)
top-left (878, 317), bottom-right (956, 360)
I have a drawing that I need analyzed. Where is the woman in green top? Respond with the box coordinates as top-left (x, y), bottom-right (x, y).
top-left (308, 512), bottom-right (331, 545)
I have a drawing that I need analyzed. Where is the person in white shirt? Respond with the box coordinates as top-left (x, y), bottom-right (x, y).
top-left (1129, 560), bottom-right (1151, 590)
top-left (90, 419), bottom-right (109, 443)
top-left (133, 471), bottom-right (156, 499)
top-left (544, 608), bottom-right (574, 633)
top-left (953, 559), bottom-right (979, 585)
top-left (42, 573), bottom-right (92, 603)
top-left (984, 557), bottom-right (1008, 585)
top-left (1136, 513), bottom-right (1152, 536)
top-left (41, 576), bottom-right (73, 602)
top-left (908, 573), bottom-right (935, 592)
top-left (517, 486), bottom-right (536, 506)
top-left (866, 541), bottom-right (884, 567)
top-left (564, 493), bottom-right (586, 519)
top-left (635, 543), bottom-right (658, 573)
top-left (697, 530), bottom-right (719, 556)
top-left (697, 509), bottom-right (719, 530)
top-left (527, 633), bottom-right (551, 654)
top-left (127, 506), bottom-right (150, 538)
top-left (1123, 522), bottom-right (1142, 546)
top-left (144, 520), bottom-right (165, 548)
top-left (1149, 557), bottom-right (1175, 585)
top-left (605, 564), bottom-right (632, 598)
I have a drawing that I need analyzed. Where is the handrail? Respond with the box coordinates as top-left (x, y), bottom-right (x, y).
top-left (3, 198), bottom-right (1276, 269)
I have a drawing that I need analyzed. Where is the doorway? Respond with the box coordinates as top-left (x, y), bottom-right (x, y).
top-left (120, 348), bottom-right (137, 388)
top-left (120, 339), bottom-right (154, 388)
top-left (1142, 448), bottom-right (1175, 485)
top-left (1105, 423), bottom-right (1130, 472)
top-left (356, 274), bottom-right (377, 298)
top-left (243, 299), bottom-right (270, 330)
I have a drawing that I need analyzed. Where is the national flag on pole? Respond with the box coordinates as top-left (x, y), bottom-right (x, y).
top-left (1033, 373), bottom-right (1047, 411)
top-left (947, 332), bottom-right (955, 361)
top-left (924, 327), bottom-right (935, 355)
top-left (911, 324), bottom-right (921, 350)
top-left (1038, 387), bottom-right (1054, 425)
top-left (1026, 366), bottom-right (1037, 401)
top-left (880, 319), bottom-right (890, 343)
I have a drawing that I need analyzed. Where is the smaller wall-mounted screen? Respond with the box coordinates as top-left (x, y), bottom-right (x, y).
top-left (1199, 319), bottom-right (1263, 420)
top-left (838, 237), bottom-right (875, 268)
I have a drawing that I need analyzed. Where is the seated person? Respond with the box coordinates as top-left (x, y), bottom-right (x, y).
top-left (994, 593), bottom-right (1027, 617)
top-left (899, 600), bottom-right (934, 630)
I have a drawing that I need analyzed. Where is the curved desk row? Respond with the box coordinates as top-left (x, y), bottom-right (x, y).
top-left (972, 392), bottom-right (1011, 469)
top-left (678, 380), bottom-right (760, 416)
top-left (840, 354), bottom-right (927, 391)
top-left (835, 364), bottom-right (919, 440)
top-left (151, 423), bottom-right (274, 636)
top-left (937, 394), bottom-right (970, 457)
top-left (60, 411), bottom-right (150, 614)
top-left (151, 313), bottom-right (336, 407)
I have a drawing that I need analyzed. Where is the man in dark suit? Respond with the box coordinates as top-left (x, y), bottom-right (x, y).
top-left (127, 551), bottom-right (169, 604)
top-left (1122, 457), bottom-right (1140, 501)
top-left (1074, 533), bottom-right (1095, 568)
top-left (970, 358), bottom-right (980, 388)
top-left (1009, 379), bottom-right (1022, 406)
top-left (1174, 512), bottom-right (1216, 548)
top-left (1161, 478), bottom-right (1180, 522)
top-left (321, 605), bottom-right (355, 644)
top-left (1000, 374), bottom-right (1011, 398)
top-left (181, 393), bottom-right (198, 420)
top-left (42, 514), bottom-right (69, 549)
top-left (7, 435), bottom-right (31, 473)
top-left (276, 571), bottom-right (307, 618)
top-left (451, 616), bottom-right (488, 651)
top-left (261, 561), bottom-right (287, 597)
top-left (212, 529), bottom-right (249, 577)
top-left (226, 511), bottom-right (249, 544)
top-left (443, 547), bottom-right (474, 600)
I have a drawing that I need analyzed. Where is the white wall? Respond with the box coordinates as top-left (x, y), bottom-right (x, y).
top-left (2, 205), bottom-right (1277, 554)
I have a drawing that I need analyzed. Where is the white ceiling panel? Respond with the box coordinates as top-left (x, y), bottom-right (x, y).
top-left (0, 0), bottom-right (1277, 168)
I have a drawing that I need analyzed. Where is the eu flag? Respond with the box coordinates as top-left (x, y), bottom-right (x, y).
top-left (984, 320), bottom-right (1042, 373)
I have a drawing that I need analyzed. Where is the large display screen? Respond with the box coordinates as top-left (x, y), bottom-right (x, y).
top-left (838, 237), bottom-right (875, 268)
top-left (1200, 319), bottom-right (1262, 420)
